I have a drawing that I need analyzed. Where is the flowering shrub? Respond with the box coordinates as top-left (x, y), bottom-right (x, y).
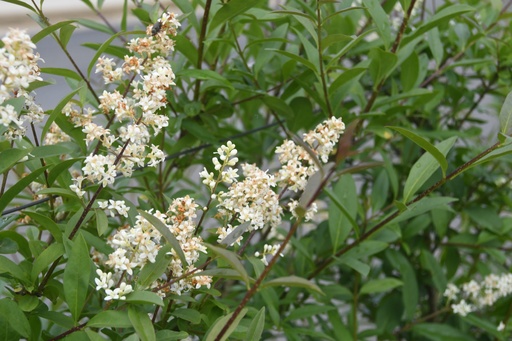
top-left (2, 0), bottom-right (512, 340)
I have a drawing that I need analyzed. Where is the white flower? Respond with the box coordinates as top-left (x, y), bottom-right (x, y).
top-left (95, 269), bottom-right (114, 291)
top-left (451, 299), bottom-right (473, 317)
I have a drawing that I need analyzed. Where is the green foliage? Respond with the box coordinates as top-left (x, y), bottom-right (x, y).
top-left (1, 0), bottom-right (512, 339)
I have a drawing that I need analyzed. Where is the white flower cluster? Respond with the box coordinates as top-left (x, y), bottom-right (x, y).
top-left (98, 199), bottom-right (129, 217)
top-left (70, 12), bottom-right (180, 198)
top-left (219, 164), bottom-right (282, 232)
top-left (276, 116), bottom-right (345, 191)
top-left (96, 196), bottom-right (211, 300)
top-left (206, 117), bottom-right (345, 261)
top-left (165, 196), bottom-right (211, 295)
top-left (0, 28), bottom-right (44, 141)
top-left (445, 273), bottom-right (512, 318)
top-left (254, 244), bottom-right (283, 266)
top-left (43, 122), bottom-right (71, 145)
top-left (95, 269), bottom-right (133, 301)
top-left (199, 141), bottom-right (239, 191)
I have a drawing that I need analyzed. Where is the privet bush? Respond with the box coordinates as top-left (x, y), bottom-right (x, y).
top-left (1, 0), bottom-right (512, 340)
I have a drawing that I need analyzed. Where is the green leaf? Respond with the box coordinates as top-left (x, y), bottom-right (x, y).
top-left (267, 48), bottom-right (317, 74)
top-left (337, 257), bottom-right (370, 276)
top-left (0, 237), bottom-right (17, 254)
top-left (0, 298), bottom-right (30, 338)
top-left (262, 275), bottom-right (323, 295)
top-left (362, 0), bottom-right (392, 49)
top-left (327, 174), bottom-right (358, 249)
top-left (284, 305), bottom-right (335, 322)
top-left (63, 233), bottom-right (91, 322)
top-left (42, 88), bottom-right (82, 139)
top-left (368, 48), bottom-right (398, 86)
top-left (41, 67), bottom-right (82, 81)
top-left (326, 30), bottom-right (375, 71)
top-left (128, 306), bottom-right (156, 341)
top-left (32, 20), bottom-right (77, 43)
top-left (87, 311), bottom-right (132, 328)
top-left (94, 208), bottom-right (109, 237)
top-left (389, 126), bottom-right (448, 177)
top-left (204, 308), bottom-right (248, 341)
top-left (76, 18), bottom-right (115, 34)
top-left (59, 24), bottom-right (77, 48)
top-left (2, 0), bottom-right (36, 13)
top-left (155, 330), bottom-right (189, 341)
top-left (0, 256), bottom-right (29, 284)
top-left (137, 244), bottom-right (172, 288)
top-left (246, 307), bottom-right (265, 341)
top-left (195, 268), bottom-right (246, 281)
top-left (462, 314), bottom-right (504, 340)
top-left (36, 187), bottom-right (78, 200)
top-left (322, 34), bottom-right (352, 50)
top-left (392, 197), bottom-right (458, 224)
top-left (87, 30), bottom-right (145, 77)
top-left (48, 158), bottom-right (83, 186)
top-left (427, 28), bottom-right (443, 67)
top-left (328, 67), bottom-right (366, 96)
top-left (262, 95), bottom-right (294, 120)
top-left (31, 242), bottom-right (64, 282)
top-left (499, 90), bottom-right (512, 135)
top-left (412, 323), bottom-right (476, 341)
top-left (209, 0), bottom-right (262, 33)
top-left (0, 148), bottom-right (31, 174)
top-left (125, 291), bottom-right (164, 307)
top-left (420, 249), bottom-right (446, 292)
top-left (206, 243), bottom-right (250, 288)
top-left (137, 210), bottom-right (187, 266)
top-left (24, 211), bottom-right (63, 243)
top-left (402, 136), bottom-right (457, 203)
top-left (402, 5), bottom-right (475, 46)
top-left (360, 278), bottom-right (403, 295)
top-left (276, 8), bottom-right (317, 46)
top-left (220, 222), bottom-right (250, 246)
top-left (39, 311), bottom-right (74, 328)
top-left (31, 144), bottom-right (73, 158)
top-left (341, 240), bottom-right (389, 261)
top-left (171, 308), bottom-right (202, 324)
top-left (0, 166), bottom-right (49, 214)
top-left (386, 249), bottom-right (418, 320)
top-left (177, 69), bottom-right (234, 90)
top-left (400, 51), bottom-right (420, 91)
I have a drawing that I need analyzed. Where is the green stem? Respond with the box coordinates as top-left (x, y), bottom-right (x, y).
top-left (316, 1), bottom-right (333, 117)
top-left (193, 0), bottom-right (213, 102)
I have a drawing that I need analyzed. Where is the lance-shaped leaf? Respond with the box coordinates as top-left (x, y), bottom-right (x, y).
top-left (137, 210), bottom-right (187, 266)
top-left (209, 0), bottom-right (262, 33)
top-left (362, 0), bottom-right (392, 49)
top-left (499, 90), bottom-right (512, 135)
top-left (205, 243), bottom-right (250, 288)
top-left (125, 291), bottom-right (164, 307)
top-left (63, 233), bottom-right (91, 322)
top-left (261, 275), bottom-right (323, 295)
top-left (0, 166), bottom-right (49, 214)
top-left (87, 311), bottom-right (132, 328)
top-left (0, 148), bottom-right (31, 174)
top-left (389, 126), bottom-right (448, 177)
top-left (219, 222), bottom-right (251, 246)
top-left (128, 306), bottom-right (156, 341)
top-left (137, 244), bottom-right (172, 288)
top-left (402, 136), bottom-right (457, 203)
top-left (204, 308), bottom-right (248, 341)
top-left (360, 278), bottom-right (403, 295)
